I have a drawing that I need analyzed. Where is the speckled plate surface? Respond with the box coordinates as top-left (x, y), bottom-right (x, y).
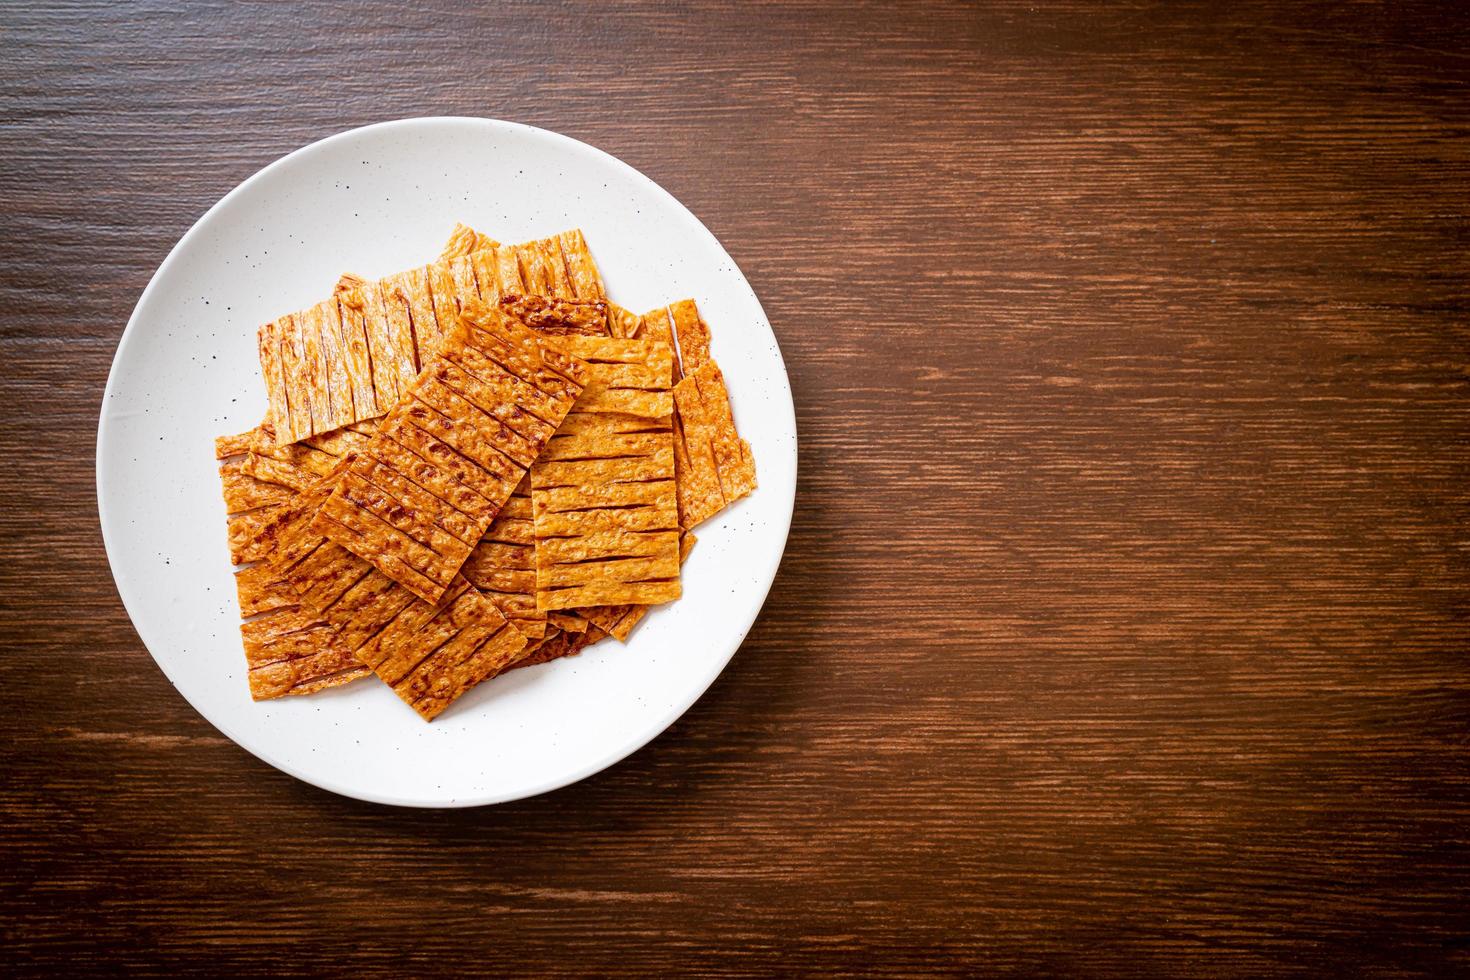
top-left (96, 117), bottom-right (796, 807)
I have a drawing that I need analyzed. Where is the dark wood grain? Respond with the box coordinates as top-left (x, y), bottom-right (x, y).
top-left (2, 1), bottom-right (1468, 975)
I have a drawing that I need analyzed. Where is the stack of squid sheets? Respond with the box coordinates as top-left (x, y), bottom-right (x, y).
top-left (214, 225), bottom-right (756, 720)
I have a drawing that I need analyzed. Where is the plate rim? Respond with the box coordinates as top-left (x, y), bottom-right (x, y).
top-left (95, 115), bottom-right (797, 808)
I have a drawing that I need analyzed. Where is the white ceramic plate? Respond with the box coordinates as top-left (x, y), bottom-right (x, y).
top-left (97, 117), bottom-right (796, 807)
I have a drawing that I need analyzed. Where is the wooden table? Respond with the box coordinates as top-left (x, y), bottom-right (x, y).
top-left (4, 1), bottom-right (1467, 974)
